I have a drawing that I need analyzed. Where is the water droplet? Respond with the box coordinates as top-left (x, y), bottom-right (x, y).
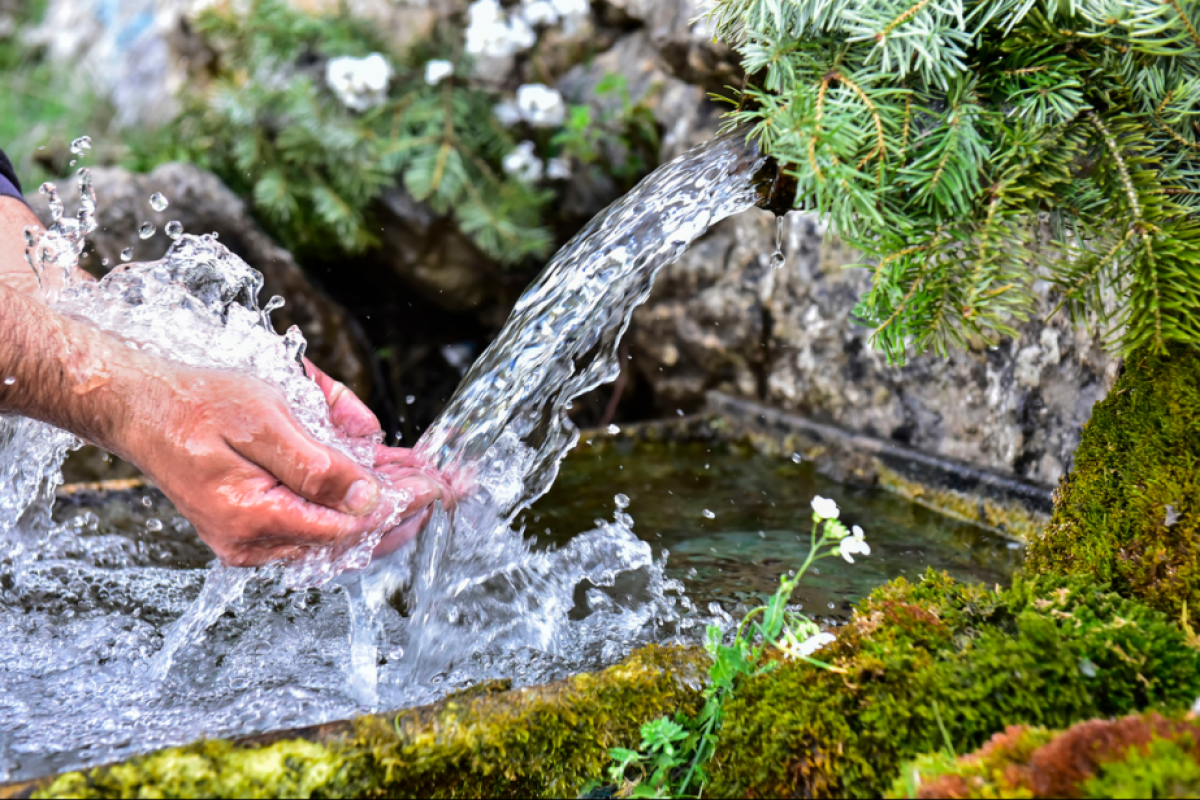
top-left (120, 247), bottom-right (133, 262)
top-left (165, 221), bottom-right (184, 240)
top-left (100, 258), bottom-right (109, 267)
top-left (614, 493), bottom-right (630, 510)
top-left (145, 519), bottom-right (164, 532)
top-left (770, 213), bottom-right (787, 269)
top-left (69, 159), bottom-right (77, 167)
top-left (757, 530), bottom-right (766, 538)
top-left (149, 192), bottom-right (169, 212)
top-left (138, 222), bottom-right (156, 239)
top-left (69, 136), bottom-right (92, 155)
top-left (405, 395), bottom-right (416, 405)
top-left (606, 424), bottom-right (620, 435)
top-left (141, 496), bottom-right (153, 508)
top-left (3, 377), bottom-right (14, 386)
top-left (828, 602), bottom-right (836, 610)
top-left (676, 408), bottom-right (684, 416)
top-left (40, 182), bottom-right (63, 221)
top-left (791, 452), bottom-right (802, 463)
top-left (702, 509), bottom-right (716, 519)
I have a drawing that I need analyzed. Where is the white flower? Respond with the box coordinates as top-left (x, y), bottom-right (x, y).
top-left (517, 83), bottom-right (566, 127)
top-left (794, 631), bottom-right (836, 657)
top-left (424, 59), bottom-right (454, 86)
top-left (838, 529), bottom-right (870, 563)
top-left (325, 53), bottom-right (392, 111)
top-left (493, 99), bottom-right (523, 127)
top-left (502, 140), bottom-right (543, 182)
top-left (551, 0), bottom-right (590, 33)
top-left (466, 0), bottom-right (537, 58)
top-left (811, 495), bottom-right (839, 521)
top-left (546, 156), bottom-right (571, 179)
top-left (521, 0), bottom-right (560, 26)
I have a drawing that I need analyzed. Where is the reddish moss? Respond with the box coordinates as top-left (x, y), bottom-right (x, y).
top-left (897, 713), bottom-right (1200, 799)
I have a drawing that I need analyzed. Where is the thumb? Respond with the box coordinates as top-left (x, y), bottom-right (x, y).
top-left (227, 406), bottom-right (381, 516)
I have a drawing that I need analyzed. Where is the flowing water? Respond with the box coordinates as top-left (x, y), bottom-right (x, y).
top-left (0, 135), bottom-right (772, 781)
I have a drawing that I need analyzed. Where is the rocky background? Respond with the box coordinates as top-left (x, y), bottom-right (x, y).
top-left (24, 0), bottom-right (1114, 486)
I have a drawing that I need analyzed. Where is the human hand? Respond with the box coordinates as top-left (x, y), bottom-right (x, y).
top-left (304, 358), bottom-right (456, 559)
top-left (368, 446), bottom-right (460, 559)
top-left (110, 357), bottom-right (445, 567)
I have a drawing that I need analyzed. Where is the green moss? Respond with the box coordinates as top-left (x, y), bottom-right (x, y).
top-left (32, 644), bottom-right (706, 799)
top-left (1025, 344), bottom-right (1200, 614)
top-left (708, 571), bottom-right (1200, 799)
top-left (887, 712), bottom-right (1200, 798)
top-left (1084, 736), bottom-right (1200, 799)
top-left (39, 739), bottom-right (349, 800)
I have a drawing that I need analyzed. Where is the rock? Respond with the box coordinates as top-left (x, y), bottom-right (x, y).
top-left (371, 186), bottom-right (524, 321)
top-left (631, 209), bottom-right (776, 411)
top-left (556, 28), bottom-right (720, 186)
top-left (30, 0), bottom-right (210, 128)
top-left (28, 163), bottom-right (372, 397)
top-left (634, 211), bottom-right (1116, 485)
top-left (600, 0), bottom-right (743, 96)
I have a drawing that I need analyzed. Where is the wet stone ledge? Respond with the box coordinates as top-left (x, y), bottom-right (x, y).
top-left (0, 645), bottom-right (706, 799)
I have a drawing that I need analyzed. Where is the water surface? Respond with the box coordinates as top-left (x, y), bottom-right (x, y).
top-left (529, 440), bottom-right (1020, 618)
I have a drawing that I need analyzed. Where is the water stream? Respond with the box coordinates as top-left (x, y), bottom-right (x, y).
top-left (0, 134), bottom-right (768, 781)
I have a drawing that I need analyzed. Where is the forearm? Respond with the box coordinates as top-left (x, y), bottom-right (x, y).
top-left (0, 281), bottom-right (137, 449)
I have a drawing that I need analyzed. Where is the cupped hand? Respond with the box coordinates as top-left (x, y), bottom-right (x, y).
top-left (111, 358), bottom-right (446, 567)
top-left (369, 445), bottom-right (461, 559)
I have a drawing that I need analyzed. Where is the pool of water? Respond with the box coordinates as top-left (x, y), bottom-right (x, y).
top-left (526, 440), bottom-right (1021, 620)
top-left (0, 438), bottom-right (1020, 783)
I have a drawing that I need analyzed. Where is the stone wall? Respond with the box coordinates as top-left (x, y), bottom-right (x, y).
top-left (632, 209), bottom-right (1117, 486)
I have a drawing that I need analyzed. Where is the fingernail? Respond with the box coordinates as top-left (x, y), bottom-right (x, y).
top-left (343, 479), bottom-right (380, 515)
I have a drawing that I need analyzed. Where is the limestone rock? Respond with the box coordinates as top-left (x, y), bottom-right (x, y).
top-left (600, 0), bottom-right (743, 95)
top-left (635, 211), bottom-right (1116, 485)
top-left (631, 209), bottom-right (777, 410)
top-left (371, 186), bottom-right (523, 320)
top-left (28, 163), bottom-right (372, 397)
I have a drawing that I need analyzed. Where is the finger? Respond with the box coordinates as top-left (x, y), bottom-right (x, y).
top-left (389, 473), bottom-right (444, 515)
top-left (373, 444), bottom-right (423, 470)
top-left (304, 358), bottom-right (381, 439)
top-left (372, 507), bottom-right (433, 560)
top-left (214, 481), bottom-right (387, 564)
top-left (226, 405), bottom-right (382, 516)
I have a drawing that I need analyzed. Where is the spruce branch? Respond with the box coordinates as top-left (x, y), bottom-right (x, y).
top-left (713, 0), bottom-right (1200, 358)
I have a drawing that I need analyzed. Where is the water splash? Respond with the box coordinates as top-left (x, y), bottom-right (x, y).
top-left (0, 134), bottom-right (763, 779)
top-left (350, 132), bottom-right (765, 688)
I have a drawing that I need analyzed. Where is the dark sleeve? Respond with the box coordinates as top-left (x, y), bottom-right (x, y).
top-left (0, 148), bottom-right (28, 206)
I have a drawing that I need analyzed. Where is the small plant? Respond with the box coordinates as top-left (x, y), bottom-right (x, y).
top-left (552, 73), bottom-right (661, 189)
top-left (600, 495), bottom-right (868, 799)
top-left (136, 0), bottom-right (555, 265)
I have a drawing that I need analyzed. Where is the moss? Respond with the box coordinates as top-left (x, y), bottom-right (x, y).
top-left (708, 571), bottom-right (1200, 799)
top-left (888, 712), bottom-right (1200, 798)
top-left (32, 644), bottom-right (706, 799)
top-left (1025, 344), bottom-right (1200, 614)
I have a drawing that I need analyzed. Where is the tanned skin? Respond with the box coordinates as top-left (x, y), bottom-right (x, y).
top-left (0, 196), bottom-right (447, 566)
